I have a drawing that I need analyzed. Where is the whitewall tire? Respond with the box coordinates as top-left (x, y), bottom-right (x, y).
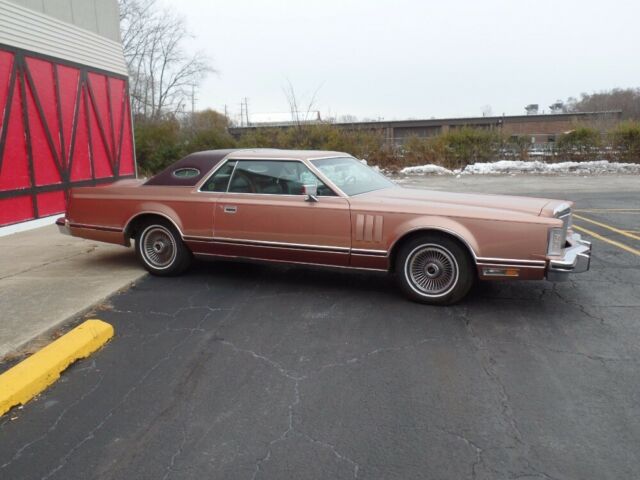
top-left (135, 219), bottom-right (191, 276)
top-left (395, 233), bottom-right (474, 305)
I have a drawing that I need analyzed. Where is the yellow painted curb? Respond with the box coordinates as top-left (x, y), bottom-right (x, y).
top-left (0, 319), bottom-right (114, 417)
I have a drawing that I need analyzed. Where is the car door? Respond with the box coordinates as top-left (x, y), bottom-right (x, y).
top-left (202, 159), bottom-right (352, 266)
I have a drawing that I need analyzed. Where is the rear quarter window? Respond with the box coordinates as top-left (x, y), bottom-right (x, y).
top-left (172, 168), bottom-right (200, 178)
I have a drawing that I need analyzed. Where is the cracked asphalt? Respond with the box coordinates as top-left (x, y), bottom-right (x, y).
top-left (1, 183), bottom-right (639, 480)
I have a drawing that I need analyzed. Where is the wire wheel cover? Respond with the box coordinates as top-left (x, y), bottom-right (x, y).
top-left (406, 245), bottom-right (458, 296)
top-left (142, 226), bottom-right (176, 268)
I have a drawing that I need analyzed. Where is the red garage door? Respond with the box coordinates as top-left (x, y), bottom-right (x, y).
top-left (0, 46), bottom-right (135, 227)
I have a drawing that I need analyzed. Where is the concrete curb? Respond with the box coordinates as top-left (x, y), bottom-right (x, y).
top-left (0, 319), bottom-right (114, 417)
top-left (0, 273), bottom-right (146, 361)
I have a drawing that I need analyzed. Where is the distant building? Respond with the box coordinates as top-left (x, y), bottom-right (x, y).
top-left (549, 101), bottom-right (565, 114)
top-left (0, 0), bottom-right (135, 228)
top-left (525, 104), bottom-right (539, 115)
top-left (229, 110), bottom-right (622, 147)
top-left (242, 111), bottom-right (322, 127)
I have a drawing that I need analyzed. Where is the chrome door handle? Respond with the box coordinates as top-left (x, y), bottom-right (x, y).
top-left (223, 205), bottom-right (237, 214)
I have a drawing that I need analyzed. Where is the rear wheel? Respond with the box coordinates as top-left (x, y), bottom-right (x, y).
top-left (395, 233), bottom-right (474, 305)
top-left (135, 219), bottom-right (191, 276)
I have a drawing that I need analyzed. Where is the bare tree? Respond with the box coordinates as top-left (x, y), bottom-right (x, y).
top-left (119, 0), bottom-right (213, 119)
top-left (565, 88), bottom-right (640, 120)
top-left (338, 114), bottom-right (358, 123)
top-left (481, 105), bottom-right (493, 117)
top-left (283, 81), bottom-right (323, 127)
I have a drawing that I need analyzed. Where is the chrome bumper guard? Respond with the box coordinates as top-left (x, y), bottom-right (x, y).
top-left (546, 232), bottom-right (592, 282)
top-left (56, 217), bottom-right (71, 236)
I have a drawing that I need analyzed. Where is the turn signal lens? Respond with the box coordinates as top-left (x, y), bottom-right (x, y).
top-left (547, 228), bottom-right (564, 256)
top-left (482, 268), bottom-right (520, 277)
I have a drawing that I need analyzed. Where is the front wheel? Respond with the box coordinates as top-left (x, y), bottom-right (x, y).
top-left (395, 233), bottom-right (474, 305)
top-left (135, 219), bottom-right (192, 276)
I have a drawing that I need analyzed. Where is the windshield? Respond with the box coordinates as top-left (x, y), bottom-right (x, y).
top-left (311, 157), bottom-right (394, 196)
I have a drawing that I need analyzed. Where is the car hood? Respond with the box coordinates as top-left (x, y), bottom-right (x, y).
top-left (358, 187), bottom-right (555, 217)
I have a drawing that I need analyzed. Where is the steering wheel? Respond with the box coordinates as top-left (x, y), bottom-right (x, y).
top-left (233, 171), bottom-right (256, 193)
top-left (344, 175), bottom-right (357, 186)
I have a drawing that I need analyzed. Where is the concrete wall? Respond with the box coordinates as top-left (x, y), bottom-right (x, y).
top-left (7, 0), bottom-right (121, 42)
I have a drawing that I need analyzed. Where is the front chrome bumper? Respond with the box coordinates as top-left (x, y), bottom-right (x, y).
top-left (56, 216), bottom-right (71, 236)
top-left (546, 232), bottom-right (592, 282)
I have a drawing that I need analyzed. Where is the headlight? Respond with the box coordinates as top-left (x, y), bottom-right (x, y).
top-left (547, 228), bottom-right (564, 256)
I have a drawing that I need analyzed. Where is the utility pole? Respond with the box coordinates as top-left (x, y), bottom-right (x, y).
top-left (239, 100), bottom-right (245, 127)
top-left (244, 97), bottom-right (250, 126)
top-left (191, 84), bottom-right (196, 115)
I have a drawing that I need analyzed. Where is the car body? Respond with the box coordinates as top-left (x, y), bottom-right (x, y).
top-left (57, 148), bottom-right (592, 304)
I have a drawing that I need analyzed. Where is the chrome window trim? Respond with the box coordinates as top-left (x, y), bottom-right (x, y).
top-left (225, 160), bottom-right (240, 193)
top-left (196, 158), bottom-right (238, 194)
top-left (194, 154), bottom-right (350, 197)
top-left (199, 157), bottom-right (342, 197)
top-left (195, 153), bottom-right (390, 199)
top-left (195, 150), bottom-right (241, 191)
top-left (204, 191), bottom-right (344, 198)
top-left (226, 156), bottom-right (304, 161)
top-left (172, 167), bottom-right (201, 178)
top-left (226, 158), bottom-right (339, 196)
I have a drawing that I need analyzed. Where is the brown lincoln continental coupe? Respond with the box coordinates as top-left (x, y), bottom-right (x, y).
top-left (57, 148), bottom-right (591, 305)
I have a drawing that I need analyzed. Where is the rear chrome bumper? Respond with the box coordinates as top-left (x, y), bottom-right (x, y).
top-left (56, 217), bottom-right (71, 236)
top-left (546, 232), bottom-right (592, 282)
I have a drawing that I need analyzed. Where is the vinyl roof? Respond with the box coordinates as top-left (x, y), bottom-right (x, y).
top-left (144, 149), bottom-right (351, 186)
top-left (225, 149), bottom-right (350, 160)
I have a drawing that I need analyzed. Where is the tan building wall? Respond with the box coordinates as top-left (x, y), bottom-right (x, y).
top-left (6, 0), bottom-right (121, 42)
top-left (229, 111), bottom-right (623, 147)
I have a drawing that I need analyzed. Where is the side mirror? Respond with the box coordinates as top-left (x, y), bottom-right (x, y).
top-left (302, 184), bottom-right (318, 202)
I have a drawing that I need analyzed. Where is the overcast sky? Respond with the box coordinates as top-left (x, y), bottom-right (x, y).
top-left (164, 0), bottom-right (639, 122)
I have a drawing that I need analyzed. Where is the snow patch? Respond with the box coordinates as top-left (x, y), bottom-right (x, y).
top-left (462, 160), bottom-right (640, 175)
top-left (395, 160), bottom-right (640, 176)
top-left (400, 164), bottom-right (454, 176)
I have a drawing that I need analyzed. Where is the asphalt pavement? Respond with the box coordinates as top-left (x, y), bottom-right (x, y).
top-left (1, 178), bottom-right (639, 480)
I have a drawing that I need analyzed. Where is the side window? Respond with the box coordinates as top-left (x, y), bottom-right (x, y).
top-left (201, 161), bottom-right (236, 192)
top-left (228, 160), bottom-right (336, 196)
